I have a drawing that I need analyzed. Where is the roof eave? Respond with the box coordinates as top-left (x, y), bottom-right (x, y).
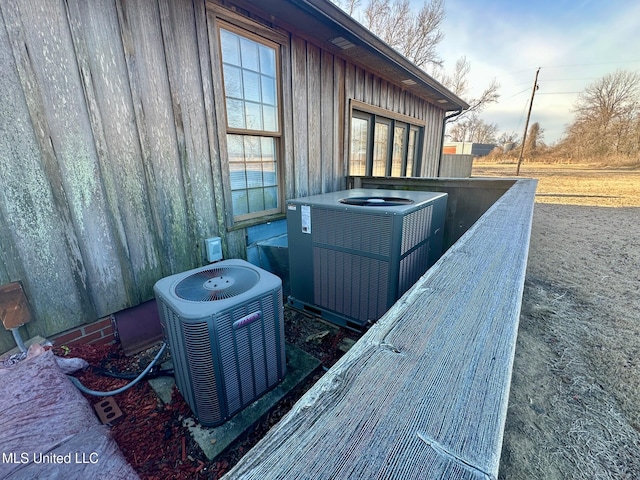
top-left (236, 0), bottom-right (470, 111)
top-left (297, 0), bottom-right (469, 111)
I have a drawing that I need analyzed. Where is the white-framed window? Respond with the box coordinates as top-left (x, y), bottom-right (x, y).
top-left (349, 103), bottom-right (423, 178)
top-left (218, 24), bottom-right (282, 221)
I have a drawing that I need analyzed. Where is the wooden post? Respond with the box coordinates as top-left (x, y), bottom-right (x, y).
top-left (516, 68), bottom-right (540, 176)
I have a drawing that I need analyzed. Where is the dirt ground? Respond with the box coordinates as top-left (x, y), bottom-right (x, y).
top-left (473, 161), bottom-right (640, 479)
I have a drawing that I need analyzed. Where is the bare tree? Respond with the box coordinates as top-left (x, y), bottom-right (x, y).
top-left (333, 0), bottom-right (445, 69)
top-left (497, 131), bottom-right (519, 145)
top-left (436, 57), bottom-right (500, 122)
top-left (523, 122), bottom-right (543, 155)
top-left (448, 113), bottom-right (498, 143)
top-left (575, 70), bottom-right (639, 126)
top-left (363, 0), bottom-right (445, 69)
top-left (333, 0), bottom-right (361, 16)
top-left (561, 70), bottom-right (640, 158)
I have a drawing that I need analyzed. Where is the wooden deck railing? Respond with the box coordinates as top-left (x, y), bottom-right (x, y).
top-left (223, 178), bottom-right (537, 480)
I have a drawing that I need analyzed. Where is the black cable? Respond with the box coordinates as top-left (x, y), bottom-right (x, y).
top-left (92, 365), bottom-right (174, 380)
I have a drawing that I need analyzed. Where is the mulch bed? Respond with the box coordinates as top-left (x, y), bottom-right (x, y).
top-left (57, 307), bottom-right (362, 479)
top-left (57, 342), bottom-right (212, 479)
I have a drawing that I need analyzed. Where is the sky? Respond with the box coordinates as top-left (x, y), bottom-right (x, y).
top-left (432, 0), bottom-right (640, 144)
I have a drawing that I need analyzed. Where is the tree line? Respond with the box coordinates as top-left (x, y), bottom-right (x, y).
top-left (333, 0), bottom-right (640, 163)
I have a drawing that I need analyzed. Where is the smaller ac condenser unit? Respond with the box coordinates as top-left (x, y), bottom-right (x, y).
top-left (154, 259), bottom-right (286, 427)
top-left (287, 189), bottom-right (447, 330)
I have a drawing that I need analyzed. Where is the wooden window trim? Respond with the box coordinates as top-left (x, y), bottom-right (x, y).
top-left (350, 99), bottom-right (427, 129)
top-left (206, 2), bottom-right (288, 45)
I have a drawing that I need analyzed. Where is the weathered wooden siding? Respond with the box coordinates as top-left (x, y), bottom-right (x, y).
top-left (0, 0), bottom-right (449, 352)
top-left (0, 0), bottom-right (218, 350)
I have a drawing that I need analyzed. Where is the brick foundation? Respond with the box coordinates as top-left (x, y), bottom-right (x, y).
top-left (52, 316), bottom-right (116, 347)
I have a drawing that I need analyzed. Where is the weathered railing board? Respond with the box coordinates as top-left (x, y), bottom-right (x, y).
top-left (223, 178), bottom-right (536, 480)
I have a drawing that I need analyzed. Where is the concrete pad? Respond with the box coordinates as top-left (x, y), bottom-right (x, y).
top-left (149, 343), bottom-right (321, 460)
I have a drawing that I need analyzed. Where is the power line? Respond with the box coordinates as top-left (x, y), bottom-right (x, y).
top-left (480, 61), bottom-right (640, 85)
top-left (540, 59), bottom-right (640, 69)
top-left (509, 87), bottom-right (531, 98)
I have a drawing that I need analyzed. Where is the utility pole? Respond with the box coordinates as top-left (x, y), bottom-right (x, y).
top-left (516, 67), bottom-right (540, 176)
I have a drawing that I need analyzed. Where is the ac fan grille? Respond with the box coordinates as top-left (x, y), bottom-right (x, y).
top-left (175, 266), bottom-right (260, 301)
top-left (339, 196), bottom-right (414, 207)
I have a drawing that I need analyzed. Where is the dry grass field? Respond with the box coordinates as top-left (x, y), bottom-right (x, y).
top-left (473, 161), bottom-right (640, 479)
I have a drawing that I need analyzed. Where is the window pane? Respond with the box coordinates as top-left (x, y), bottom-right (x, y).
top-left (229, 163), bottom-right (247, 189)
top-left (243, 70), bottom-right (261, 102)
top-left (372, 122), bottom-right (389, 176)
top-left (262, 162), bottom-right (277, 186)
top-left (245, 102), bottom-right (263, 130)
top-left (246, 162), bottom-right (263, 187)
top-left (232, 190), bottom-right (249, 215)
top-left (226, 99), bottom-right (245, 129)
top-left (391, 125), bottom-right (406, 177)
top-left (261, 76), bottom-right (278, 131)
top-left (248, 188), bottom-right (265, 213)
top-left (349, 117), bottom-right (368, 176)
top-left (406, 129), bottom-right (417, 177)
top-left (264, 186), bottom-right (278, 210)
top-left (240, 37), bottom-right (259, 71)
top-left (261, 75), bottom-right (276, 105)
top-left (259, 45), bottom-right (276, 76)
top-left (223, 65), bottom-right (243, 99)
top-left (263, 106), bottom-right (277, 131)
top-left (227, 134), bottom-right (244, 162)
top-left (243, 134), bottom-right (261, 159)
top-left (261, 136), bottom-right (275, 158)
top-left (261, 138), bottom-right (277, 186)
top-left (220, 30), bottom-right (240, 66)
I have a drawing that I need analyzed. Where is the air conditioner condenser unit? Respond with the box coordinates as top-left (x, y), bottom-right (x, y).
top-left (287, 189), bottom-right (447, 330)
top-left (154, 259), bottom-right (286, 427)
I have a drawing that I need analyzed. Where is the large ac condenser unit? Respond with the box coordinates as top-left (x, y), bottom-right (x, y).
top-left (287, 189), bottom-right (447, 330)
top-left (154, 259), bottom-right (286, 427)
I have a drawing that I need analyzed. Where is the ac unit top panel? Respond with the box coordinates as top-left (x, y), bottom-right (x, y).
top-left (286, 189), bottom-right (447, 214)
top-left (154, 259), bottom-right (282, 320)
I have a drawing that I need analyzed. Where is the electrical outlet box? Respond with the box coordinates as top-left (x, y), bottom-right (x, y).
top-left (205, 237), bottom-right (223, 263)
top-left (0, 282), bottom-right (32, 330)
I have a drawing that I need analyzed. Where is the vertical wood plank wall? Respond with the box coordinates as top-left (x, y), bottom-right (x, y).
top-left (0, 0), bottom-right (447, 351)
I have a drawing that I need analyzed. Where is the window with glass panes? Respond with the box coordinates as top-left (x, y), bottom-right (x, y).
top-left (219, 26), bottom-right (281, 219)
top-left (349, 108), bottom-right (423, 178)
